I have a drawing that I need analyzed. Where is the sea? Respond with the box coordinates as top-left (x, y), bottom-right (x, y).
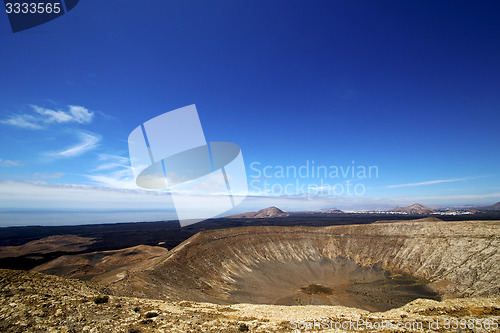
top-left (0, 209), bottom-right (178, 227)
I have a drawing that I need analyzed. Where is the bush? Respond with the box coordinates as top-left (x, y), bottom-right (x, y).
top-left (239, 323), bottom-right (249, 332)
top-left (93, 295), bottom-right (109, 304)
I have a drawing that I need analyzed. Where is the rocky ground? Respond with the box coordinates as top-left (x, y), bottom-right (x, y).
top-left (1, 269), bottom-right (499, 332)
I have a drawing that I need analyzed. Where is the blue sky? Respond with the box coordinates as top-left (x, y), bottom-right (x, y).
top-left (1, 1), bottom-right (500, 222)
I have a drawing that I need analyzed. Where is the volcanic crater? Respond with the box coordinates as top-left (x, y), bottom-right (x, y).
top-left (109, 220), bottom-right (499, 312)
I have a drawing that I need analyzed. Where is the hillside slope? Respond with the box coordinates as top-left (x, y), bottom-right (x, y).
top-left (32, 245), bottom-right (167, 283)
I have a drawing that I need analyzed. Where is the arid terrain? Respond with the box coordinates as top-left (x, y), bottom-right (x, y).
top-left (0, 235), bottom-right (96, 259)
top-left (1, 269), bottom-right (499, 332)
top-left (1, 215), bottom-right (499, 332)
top-left (32, 245), bottom-right (168, 283)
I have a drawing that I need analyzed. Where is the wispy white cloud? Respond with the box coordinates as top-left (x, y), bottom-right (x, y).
top-left (1, 105), bottom-right (94, 129)
top-left (93, 163), bottom-right (128, 172)
top-left (50, 132), bottom-right (101, 158)
top-left (399, 192), bottom-right (500, 201)
top-left (31, 172), bottom-right (64, 179)
top-left (86, 168), bottom-right (137, 189)
top-left (92, 154), bottom-right (131, 172)
top-left (0, 159), bottom-right (23, 167)
top-left (387, 178), bottom-right (469, 188)
top-left (0, 172), bottom-right (64, 180)
top-left (0, 180), bottom-right (173, 211)
top-left (86, 153), bottom-right (137, 188)
top-left (98, 153), bottom-right (130, 164)
top-left (33, 105), bottom-right (94, 124)
top-left (0, 114), bottom-right (43, 129)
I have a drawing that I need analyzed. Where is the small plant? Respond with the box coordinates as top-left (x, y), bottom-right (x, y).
top-left (133, 306), bottom-right (140, 312)
top-left (239, 323), bottom-right (249, 332)
top-left (93, 295), bottom-right (109, 304)
top-left (144, 311), bottom-right (158, 318)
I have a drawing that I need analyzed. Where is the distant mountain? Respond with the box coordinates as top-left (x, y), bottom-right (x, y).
top-left (482, 202), bottom-right (500, 211)
top-left (320, 208), bottom-right (344, 214)
top-left (388, 203), bottom-right (435, 214)
top-left (228, 206), bottom-right (288, 218)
